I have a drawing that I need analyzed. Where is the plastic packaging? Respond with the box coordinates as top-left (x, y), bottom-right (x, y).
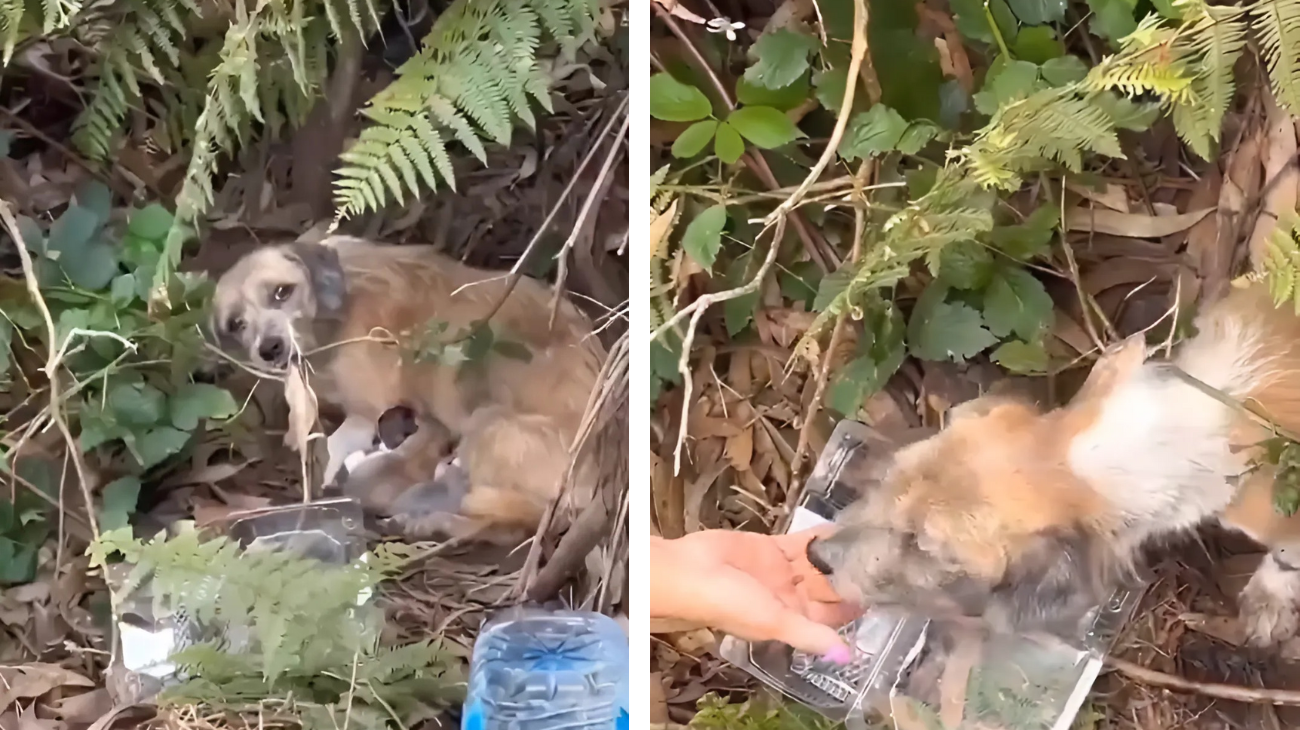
top-left (720, 420), bottom-right (1143, 730)
top-left (463, 608), bottom-right (630, 730)
top-left (106, 498), bottom-right (369, 700)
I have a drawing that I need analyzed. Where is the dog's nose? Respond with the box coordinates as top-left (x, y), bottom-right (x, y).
top-left (257, 337), bottom-right (285, 364)
top-left (806, 536), bottom-right (835, 575)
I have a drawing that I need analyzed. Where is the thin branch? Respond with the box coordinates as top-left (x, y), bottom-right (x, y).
top-left (0, 202), bottom-right (100, 538)
top-left (475, 94), bottom-right (628, 327)
top-left (1107, 656), bottom-right (1300, 705)
top-left (763, 0), bottom-right (869, 226)
top-left (0, 107), bottom-right (139, 200)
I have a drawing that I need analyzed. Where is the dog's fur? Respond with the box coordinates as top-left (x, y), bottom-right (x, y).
top-left (807, 279), bottom-right (1300, 645)
top-left (211, 235), bottom-right (604, 542)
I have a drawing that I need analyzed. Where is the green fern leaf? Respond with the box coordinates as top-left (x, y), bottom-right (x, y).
top-left (1253, 0), bottom-right (1300, 114)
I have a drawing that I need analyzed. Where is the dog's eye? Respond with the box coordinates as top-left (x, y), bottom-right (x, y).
top-left (273, 284), bottom-right (295, 303)
top-left (226, 317), bottom-right (245, 335)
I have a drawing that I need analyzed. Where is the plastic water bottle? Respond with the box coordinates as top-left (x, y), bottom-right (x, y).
top-left (462, 608), bottom-right (630, 730)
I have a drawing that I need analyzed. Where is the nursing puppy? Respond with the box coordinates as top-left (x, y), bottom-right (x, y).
top-left (210, 235), bottom-right (604, 541)
top-left (807, 279), bottom-right (1300, 646)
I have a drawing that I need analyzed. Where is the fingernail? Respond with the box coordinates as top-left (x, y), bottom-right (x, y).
top-left (821, 644), bottom-right (853, 665)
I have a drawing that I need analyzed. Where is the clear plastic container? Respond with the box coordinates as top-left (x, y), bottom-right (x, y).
top-left (463, 608), bottom-right (630, 730)
top-left (720, 420), bottom-right (1144, 730)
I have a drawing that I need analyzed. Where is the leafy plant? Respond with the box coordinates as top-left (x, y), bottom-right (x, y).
top-left (88, 527), bottom-right (462, 729)
top-left (690, 692), bottom-right (847, 730)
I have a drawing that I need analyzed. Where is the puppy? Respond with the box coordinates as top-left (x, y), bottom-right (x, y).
top-left (807, 278), bottom-right (1300, 646)
top-left (210, 235), bottom-right (604, 540)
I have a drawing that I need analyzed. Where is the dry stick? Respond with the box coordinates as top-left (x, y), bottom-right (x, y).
top-left (652, 5), bottom-right (834, 271)
top-left (0, 107), bottom-right (138, 201)
top-left (784, 162), bottom-right (870, 524)
top-left (477, 94), bottom-right (628, 327)
top-left (549, 113), bottom-right (629, 328)
top-left (0, 202), bottom-right (100, 538)
top-left (670, 217), bottom-right (786, 474)
top-left (1106, 656), bottom-right (1300, 706)
top-left (763, 0), bottom-right (869, 226)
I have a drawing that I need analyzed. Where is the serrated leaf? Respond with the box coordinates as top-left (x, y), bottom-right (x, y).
top-left (987, 205), bottom-right (1059, 260)
top-left (1007, 0), bottom-right (1067, 26)
top-left (839, 105), bottom-right (909, 160)
top-left (108, 381), bottom-right (167, 428)
top-left (650, 73), bottom-right (712, 122)
top-left (726, 106), bottom-right (804, 149)
top-left (827, 302), bottom-right (906, 415)
top-left (743, 29), bottom-right (820, 90)
top-left (737, 74), bottom-right (811, 112)
top-left (813, 67), bottom-right (849, 112)
top-left (672, 120), bottom-right (718, 159)
top-left (910, 301), bottom-right (997, 362)
top-left (714, 122), bottom-right (745, 164)
top-left (1040, 55), bottom-right (1089, 86)
top-left (169, 383), bottom-right (239, 431)
top-left (974, 58), bottom-right (1043, 115)
top-left (100, 476), bottom-right (141, 531)
top-left (934, 241), bottom-right (995, 289)
top-left (982, 267), bottom-right (1054, 340)
top-left (681, 205), bottom-right (727, 270)
top-left (1087, 0), bottom-right (1138, 41)
top-left (991, 339), bottom-right (1049, 373)
top-left (135, 426), bottom-right (189, 468)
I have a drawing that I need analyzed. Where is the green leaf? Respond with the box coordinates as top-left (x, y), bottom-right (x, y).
top-left (99, 476), bottom-right (141, 531)
top-left (0, 538), bottom-right (39, 584)
top-left (737, 74), bottom-right (812, 112)
top-left (1040, 55), bottom-right (1089, 86)
top-left (127, 204), bottom-right (174, 241)
top-left (1007, 0), bottom-right (1066, 26)
top-left (910, 300), bottom-right (997, 362)
top-left (840, 103), bottom-right (938, 161)
top-left (671, 120), bottom-right (719, 159)
top-left (62, 243), bottom-right (119, 291)
top-left (780, 261), bottom-right (822, 309)
top-left (681, 205), bottom-right (727, 270)
top-left (108, 381), bottom-right (167, 427)
top-left (813, 67), bottom-right (849, 112)
top-left (725, 106), bottom-right (803, 149)
top-left (169, 383), bottom-right (239, 431)
top-left (714, 122), bottom-right (746, 164)
top-left (46, 205), bottom-right (100, 258)
top-left (1012, 26), bottom-right (1064, 64)
top-left (974, 58), bottom-right (1042, 115)
top-left (110, 273), bottom-right (137, 305)
top-left (1086, 0), bottom-right (1138, 42)
top-left (814, 265), bottom-right (855, 312)
top-left (135, 426), bottom-right (189, 468)
top-left (827, 302), bottom-right (906, 415)
top-left (743, 29), bottom-right (820, 90)
top-left (982, 266), bottom-right (1054, 340)
top-left (492, 339), bottom-right (533, 362)
top-left (724, 253), bottom-right (761, 336)
top-left (950, 0), bottom-right (1018, 45)
top-left (0, 318), bottom-right (11, 379)
top-left (462, 324), bottom-right (496, 363)
top-left (650, 73), bottom-right (712, 122)
top-left (73, 180), bottom-right (113, 225)
top-left (988, 205), bottom-right (1060, 260)
top-left (991, 339), bottom-right (1049, 374)
top-left (1093, 91), bottom-right (1161, 131)
top-left (933, 241), bottom-right (995, 290)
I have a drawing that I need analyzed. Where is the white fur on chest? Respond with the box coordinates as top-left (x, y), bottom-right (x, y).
top-left (1066, 368), bottom-right (1248, 546)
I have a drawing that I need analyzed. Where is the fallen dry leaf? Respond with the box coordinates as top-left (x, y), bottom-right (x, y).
top-left (1066, 180), bottom-right (1130, 212)
top-left (51, 689), bottom-right (112, 723)
top-left (649, 198), bottom-right (679, 261)
top-left (724, 427), bottom-right (754, 472)
top-left (283, 363), bottom-right (319, 454)
top-left (0, 663), bottom-right (94, 708)
top-left (650, 672), bottom-right (670, 724)
top-left (1065, 205), bottom-right (1214, 238)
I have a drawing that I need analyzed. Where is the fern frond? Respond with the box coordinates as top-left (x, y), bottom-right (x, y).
top-left (1, 0), bottom-right (25, 64)
top-left (333, 0), bottom-right (597, 220)
top-left (1253, 0), bottom-right (1300, 114)
top-left (72, 65), bottom-right (131, 161)
top-left (1263, 213), bottom-right (1300, 314)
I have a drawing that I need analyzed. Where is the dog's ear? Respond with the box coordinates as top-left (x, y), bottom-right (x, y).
top-left (286, 242), bottom-right (347, 316)
top-left (986, 528), bottom-right (1116, 637)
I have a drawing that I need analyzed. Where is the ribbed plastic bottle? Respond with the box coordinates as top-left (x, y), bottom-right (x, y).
top-left (462, 608), bottom-right (629, 730)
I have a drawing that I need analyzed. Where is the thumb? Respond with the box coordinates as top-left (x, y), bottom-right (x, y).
top-left (768, 612), bottom-right (852, 658)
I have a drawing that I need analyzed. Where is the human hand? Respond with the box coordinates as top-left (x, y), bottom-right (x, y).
top-left (650, 527), bottom-right (862, 660)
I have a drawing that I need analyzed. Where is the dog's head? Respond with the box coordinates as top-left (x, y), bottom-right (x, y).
top-left (210, 242), bottom-right (348, 368)
top-left (807, 340), bottom-right (1150, 637)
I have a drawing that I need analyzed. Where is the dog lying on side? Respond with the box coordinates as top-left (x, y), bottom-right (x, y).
top-left (210, 235), bottom-right (604, 542)
top-left (807, 278), bottom-right (1300, 646)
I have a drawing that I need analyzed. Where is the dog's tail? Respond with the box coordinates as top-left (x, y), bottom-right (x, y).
top-left (1176, 279), bottom-right (1300, 436)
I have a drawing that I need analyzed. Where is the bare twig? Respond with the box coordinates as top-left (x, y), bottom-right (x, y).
top-left (550, 113), bottom-right (629, 328)
top-left (0, 107), bottom-right (138, 200)
top-left (669, 217), bottom-right (786, 474)
top-left (764, 0), bottom-right (869, 226)
top-left (1107, 656), bottom-right (1300, 705)
top-left (0, 202), bottom-right (100, 538)
top-left (476, 94), bottom-right (628, 327)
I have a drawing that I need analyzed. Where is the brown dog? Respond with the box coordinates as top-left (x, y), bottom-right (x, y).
top-left (807, 278), bottom-right (1300, 646)
top-left (210, 235), bottom-right (604, 541)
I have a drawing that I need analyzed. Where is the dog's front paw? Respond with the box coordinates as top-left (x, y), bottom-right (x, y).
top-left (1239, 555), bottom-right (1300, 646)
